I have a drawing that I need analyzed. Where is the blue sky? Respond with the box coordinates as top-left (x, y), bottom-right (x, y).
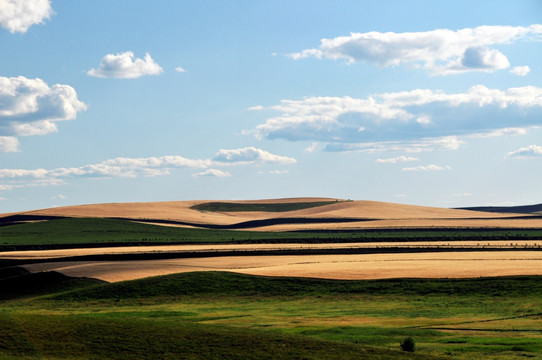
top-left (1, 0), bottom-right (541, 212)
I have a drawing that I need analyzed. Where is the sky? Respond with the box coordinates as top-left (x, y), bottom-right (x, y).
top-left (1, 0), bottom-right (542, 212)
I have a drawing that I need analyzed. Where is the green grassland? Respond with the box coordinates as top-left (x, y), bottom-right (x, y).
top-left (1, 217), bottom-right (542, 250)
top-left (2, 216), bottom-right (542, 358)
top-left (191, 200), bottom-right (340, 212)
top-left (1, 271), bottom-right (541, 359)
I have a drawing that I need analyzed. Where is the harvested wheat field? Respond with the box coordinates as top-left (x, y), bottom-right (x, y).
top-left (21, 251), bottom-right (542, 282)
top-left (4, 198), bottom-right (542, 284)
top-left (7, 197), bottom-right (541, 230)
top-left (2, 241), bottom-right (541, 260)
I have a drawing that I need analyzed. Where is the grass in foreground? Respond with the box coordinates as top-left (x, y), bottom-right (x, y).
top-left (0, 312), bottom-right (435, 360)
top-left (1, 271), bottom-right (541, 359)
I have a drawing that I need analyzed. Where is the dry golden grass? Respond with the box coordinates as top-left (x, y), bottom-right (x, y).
top-left (7, 198), bottom-right (539, 230)
top-left (3, 241), bottom-right (541, 260)
top-left (7, 198), bottom-right (542, 283)
top-left (22, 251), bottom-right (542, 282)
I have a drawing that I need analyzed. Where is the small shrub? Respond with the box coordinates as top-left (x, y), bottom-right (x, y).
top-left (400, 337), bottom-right (415, 352)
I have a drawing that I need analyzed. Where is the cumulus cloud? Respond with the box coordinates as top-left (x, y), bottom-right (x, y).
top-left (0, 0), bottom-right (52, 33)
top-left (375, 156), bottom-right (419, 163)
top-left (249, 85), bottom-right (542, 152)
top-left (192, 169), bottom-right (231, 178)
top-left (510, 66), bottom-right (530, 76)
top-left (507, 145), bottom-right (542, 158)
top-left (0, 76), bottom-right (87, 151)
top-left (289, 25), bottom-right (542, 75)
top-left (402, 164), bottom-right (451, 172)
top-left (213, 146), bottom-right (296, 164)
top-left (87, 52), bottom-right (163, 79)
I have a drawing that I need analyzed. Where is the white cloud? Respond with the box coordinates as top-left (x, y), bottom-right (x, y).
top-left (507, 145), bottom-right (542, 158)
top-left (102, 156), bottom-right (211, 170)
top-left (0, 136), bottom-right (19, 152)
top-left (250, 85), bottom-right (542, 151)
top-left (402, 164), bottom-right (451, 172)
top-left (289, 25), bottom-right (542, 75)
top-left (192, 169), bottom-right (231, 178)
top-left (51, 194), bottom-right (66, 200)
top-left (510, 66), bottom-right (530, 76)
top-left (213, 147), bottom-right (296, 164)
top-left (303, 142), bottom-right (319, 153)
top-left (0, 76), bottom-right (87, 151)
top-left (0, 155), bottom-right (210, 182)
top-left (269, 170), bottom-right (289, 174)
top-left (439, 46), bottom-right (510, 75)
top-left (326, 136), bottom-right (464, 153)
top-left (87, 52), bottom-right (163, 79)
top-left (0, 148), bottom-right (296, 189)
top-left (469, 127), bottom-right (528, 138)
top-left (175, 67), bottom-right (186, 73)
top-left (375, 156), bottom-right (419, 163)
top-left (0, 0), bottom-right (52, 33)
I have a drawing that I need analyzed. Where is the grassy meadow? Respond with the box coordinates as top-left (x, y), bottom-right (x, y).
top-left (190, 200), bottom-right (340, 212)
top-left (1, 214), bottom-right (541, 358)
top-left (1, 270), bottom-right (541, 359)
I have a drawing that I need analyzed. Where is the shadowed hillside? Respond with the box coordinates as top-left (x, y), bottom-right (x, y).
top-left (457, 203), bottom-right (542, 214)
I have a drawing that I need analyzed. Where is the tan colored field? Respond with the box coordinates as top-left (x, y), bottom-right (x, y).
top-left (22, 251), bottom-right (542, 282)
top-left (2, 241), bottom-right (541, 260)
top-left (6, 197), bottom-right (542, 230)
top-left (5, 198), bottom-right (542, 283)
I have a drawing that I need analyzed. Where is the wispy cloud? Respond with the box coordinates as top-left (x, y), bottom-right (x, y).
top-left (375, 156), bottom-right (419, 163)
top-left (507, 145), bottom-right (542, 158)
top-left (402, 164), bottom-right (451, 172)
top-left (87, 52), bottom-right (163, 79)
top-left (213, 147), bottom-right (296, 164)
top-left (249, 85), bottom-right (541, 152)
top-left (192, 169), bottom-right (231, 178)
top-left (468, 127), bottom-right (528, 138)
top-left (0, 147), bottom-right (296, 190)
top-left (325, 136), bottom-right (464, 153)
top-left (303, 142), bottom-right (319, 153)
top-left (175, 67), bottom-right (186, 73)
top-left (0, 0), bottom-right (53, 33)
top-left (288, 25), bottom-right (542, 75)
top-left (0, 76), bottom-right (87, 151)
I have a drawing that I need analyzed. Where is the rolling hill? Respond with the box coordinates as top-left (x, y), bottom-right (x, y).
top-left (2, 197), bottom-right (542, 231)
